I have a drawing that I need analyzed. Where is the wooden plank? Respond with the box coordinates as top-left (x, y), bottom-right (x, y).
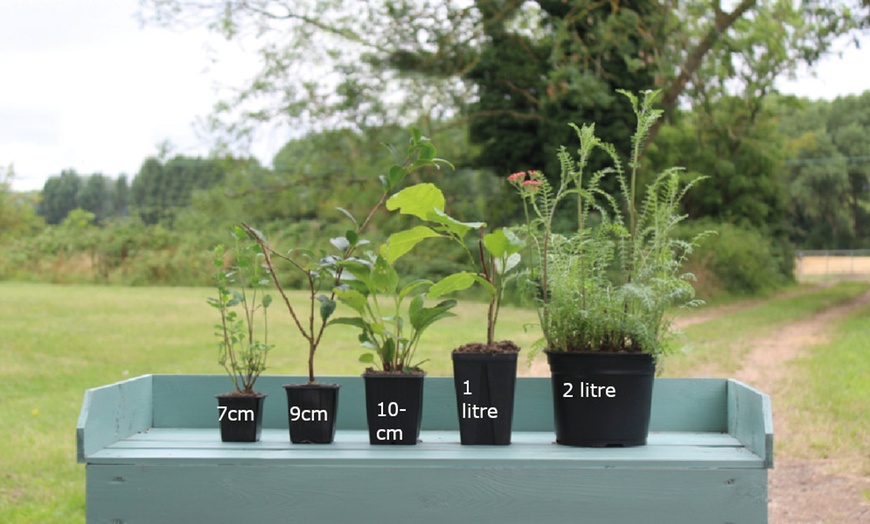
top-left (86, 463), bottom-right (768, 523)
top-left (87, 430), bottom-right (763, 469)
top-left (728, 379), bottom-right (774, 468)
top-left (122, 428), bottom-right (742, 447)
top-left (76, 375), bottom-right (153, 462)
top-left (149, 375), bottom-right (732, 433)
top-left (649, 378), bottom-right (728, 432)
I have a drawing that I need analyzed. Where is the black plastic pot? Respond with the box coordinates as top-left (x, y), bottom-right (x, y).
top-left (284, 383), bottom-right (340, 444)
top-left (452, 351), bottom-right (518, 445)
top-left (545, 351), bottom-right (655, 447)
top-left (215, 393), bottom-right (266, 443)
top-left (362, 372), bottom-right (425, 445)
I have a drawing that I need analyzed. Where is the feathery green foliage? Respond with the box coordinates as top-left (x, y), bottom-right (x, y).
top-left (513, 90), bottom-right (709, 359)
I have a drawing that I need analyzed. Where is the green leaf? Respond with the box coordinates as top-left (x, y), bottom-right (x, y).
top-left (502, 252), bottom-right (521, 274)
top-left (417, 142), bottom-right (436, 162)
top-left (428, 272), bottom-right (477, 299)
top-left (399, 279), bottom-right (432, 300)
top-left (428, 208), bottom-right (485, 239)
top-left (328, 317), bottom-right (368, 330)
top-left (262, 294), bottom-right (273, 308)
top-left (410, 299), bottom-right (457, 332)
top-left (385, 183), bottom-right (445, 220)
top-left (358, 352), bottom-right (375, 364)
top-left (381, 338), bottom-right (396, 364)
top-left (317, 296), bottom-right (336, 322)
top-left (337, 259), bottom-right (372, 289)
top-left (346, 230), bottom-right (359, 246)
top-left (408, 293), bottom-right (425, 318)
top-left (381, 226), bottom-right (441, 264)
top-left (386, 164), bottom-right (406, 190)
top-left (334, 288), bottom-right (367, 314)
top-left (330, 236), bottom-right (350, 251)
top-left (335, 206), bottom-right (358, 227)
top-left (483, 228), bottom-right (524, 258)
top-left (371, 255), bottom-right (398, 294)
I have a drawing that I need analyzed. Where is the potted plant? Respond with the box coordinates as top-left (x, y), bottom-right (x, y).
top-left (242, 129), bottom-right (451, 444)
top-left (208, 226), bottom-right (273, 442)
top-left (328, 137), bottom-right (475, 445)
top-left (242, 224), bottom-right (343, 444)
top-left (512, 89), bottom-right (707, 447)
top-left (386, 182), bottom-right (526, 444)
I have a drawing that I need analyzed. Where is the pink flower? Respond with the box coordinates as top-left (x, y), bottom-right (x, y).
top-left (522, 179), bottom-right (542, 191)
top-left (507, 171), bottom-right (526, 182)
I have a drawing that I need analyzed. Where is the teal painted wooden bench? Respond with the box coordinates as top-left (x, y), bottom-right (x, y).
top-left (77, 375), bottom-right (773, 523)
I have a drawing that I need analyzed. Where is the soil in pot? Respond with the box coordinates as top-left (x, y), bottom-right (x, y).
top-left (452, 340), bottom-right (520, 445)
top-left (215, 392), bottom-right (266, 443)
top-left (284, 383), bottom-right (340, 444)
top-left (546, 351), bottom-right (654, 447)
top-left (362, 371), bottom-right (425, 445)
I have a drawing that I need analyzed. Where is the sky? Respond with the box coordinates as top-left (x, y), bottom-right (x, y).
top-left (2, 0), bottom-right (869, 192)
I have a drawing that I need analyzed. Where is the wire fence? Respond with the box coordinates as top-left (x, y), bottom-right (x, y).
top-left (795, 250), bottom-right (870, 278)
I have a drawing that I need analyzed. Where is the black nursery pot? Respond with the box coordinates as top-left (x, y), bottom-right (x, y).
top-left (546, 351), bottom-right (655, 447)
top-left (215, 393), bottom-right (266, 443)
top-left (452, 352), bottom-right (518, 445)
top-left (362, 372), bottom-right (425, 445)
top-left (284, 383), bottom-right (340, 444)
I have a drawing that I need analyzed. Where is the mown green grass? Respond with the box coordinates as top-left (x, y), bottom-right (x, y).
top-left (2, 281), bottom-right (867, 522)
top-left (0, 282), bottom-right (540, 523)
top-left (783, 298), bottom-right (870, 474)
top-left (662, 281), bottom-right (870, 377)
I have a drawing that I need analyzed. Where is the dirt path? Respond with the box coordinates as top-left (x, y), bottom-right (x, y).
top-left (735, 288), bottom-right (870, 524)
top-left (519, 286), bottom-right (870, 523)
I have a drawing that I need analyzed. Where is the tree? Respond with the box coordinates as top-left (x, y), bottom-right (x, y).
top-left (39, 170), bottom-right (82, 225)
top-left (131, 155), bottom-right (227, 225)
top-left (0, 165), bottom-right (43, 241)
top-left (139, 1), bottom-right (868, 159)
top-left (777, 92), bottom-right (870, 248)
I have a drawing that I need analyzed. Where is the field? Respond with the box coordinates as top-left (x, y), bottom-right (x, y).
top-left (1, 281), bottom-right (868, 522)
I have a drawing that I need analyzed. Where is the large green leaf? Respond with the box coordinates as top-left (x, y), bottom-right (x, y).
top-left (483, 228), bottom-right (524, 258)
top-left (382, 226), bottom-right (441, 263)
top-left (410, 299), bottom-right (457, 332)
top-left (385, 183), bottom-right (445, 220)
top-left (428, 208), bottom-right (486, 239)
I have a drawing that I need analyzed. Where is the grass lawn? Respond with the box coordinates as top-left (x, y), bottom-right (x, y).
top-left (1, 280), bottom-right (867, 522)
top-left (783, 296), bottom-right (870, 476)
top-left (0, 282), bottom-right (540, 523)
top-left (662, 281), bottom-right (870, 377)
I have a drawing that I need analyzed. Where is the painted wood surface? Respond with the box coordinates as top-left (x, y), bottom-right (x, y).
top-left (78, 375), bottom-right (773, 523)
top-left (85, 464), bottom-right (767, 524)
top-left (76, 375), bottom-right (152, 462)
top-left (88, 428), bottom-right (763, 469)
top-left (146, 375), bottom-right (731, 431)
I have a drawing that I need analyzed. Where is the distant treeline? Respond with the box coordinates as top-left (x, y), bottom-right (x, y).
top-left (2, 92), bottom-right (869, 298)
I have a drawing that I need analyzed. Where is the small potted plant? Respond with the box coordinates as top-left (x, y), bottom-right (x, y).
top-left (512, 89), bottom-right (707, 447)
top-left (242, 224), bottom-right (344, 444)
top-left (386, 182), bottom-right (526, 445)
top-left (208, 226), bottom-right (273, 442)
